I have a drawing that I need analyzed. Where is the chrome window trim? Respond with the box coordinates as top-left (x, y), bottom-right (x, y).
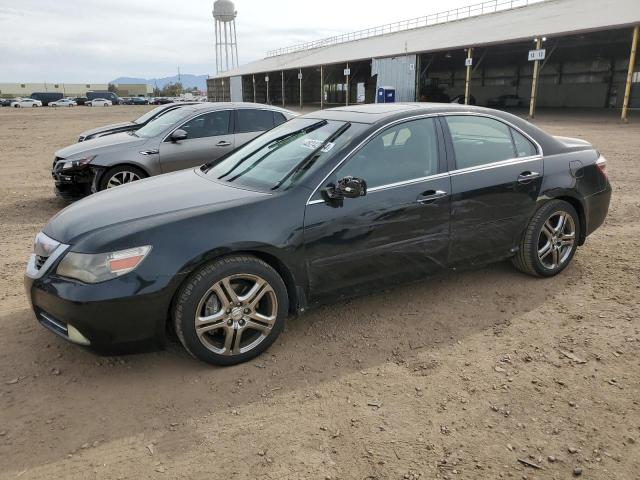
top-left (306, 172), bottom-right (450, 205)
top-left (305, 113), bottom-right (441, 205)
top-left (161, 108), bottom-right (234, 143)
top-left (305, 110), bottom-right (544, 206)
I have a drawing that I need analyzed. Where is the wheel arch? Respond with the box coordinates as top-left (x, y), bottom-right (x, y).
top-left (91, 162), bottom-right (152, 188)
top-left (537, 192), bottom-right (587, 245)
top-left (165, 248), bottom-right (304, 336)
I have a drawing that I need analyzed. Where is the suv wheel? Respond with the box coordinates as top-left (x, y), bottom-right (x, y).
top-left (512, 200), bottom-right (580, 277)
top-left (173, 255), bottom-right (288, 366)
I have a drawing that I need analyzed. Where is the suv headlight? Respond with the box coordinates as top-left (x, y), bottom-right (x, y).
top-left (61, 155), bottom-right (95, 170)
top-left (56, 246), bottom-right (151, 283)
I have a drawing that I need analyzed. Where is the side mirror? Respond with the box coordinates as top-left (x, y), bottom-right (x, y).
top-left (322, 176), bottom-right (367, 201)
top-left (170, 129), bottom-right (188, 142)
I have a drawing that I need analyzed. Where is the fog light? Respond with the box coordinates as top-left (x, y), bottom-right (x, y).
top-left (67, 324), bottom-right (90, 346)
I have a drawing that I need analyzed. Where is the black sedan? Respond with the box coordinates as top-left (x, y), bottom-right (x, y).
top-left (25, 103), bottom-right (611, 366)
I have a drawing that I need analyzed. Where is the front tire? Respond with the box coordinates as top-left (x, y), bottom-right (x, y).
top-left (512, 200), bottom-right (580, 277)
top-left (98, 165), bottom-right (146, 191)
top-left (173, 255), bottom-right (288, 366)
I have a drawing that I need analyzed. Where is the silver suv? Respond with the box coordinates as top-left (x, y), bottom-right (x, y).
top-left (52, 103), bottom-right (297, 199)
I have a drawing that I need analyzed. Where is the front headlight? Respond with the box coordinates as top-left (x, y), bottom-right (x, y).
top-left (61, 155), bottom-right (95, 170)
top-left (56, 246), bottom-right (151, 283)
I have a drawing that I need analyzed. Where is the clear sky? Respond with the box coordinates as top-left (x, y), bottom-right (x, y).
top-left (1, 0), bottom-right (479, 82)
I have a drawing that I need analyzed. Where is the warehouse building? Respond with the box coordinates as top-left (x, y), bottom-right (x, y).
top-left (0, 82), bottom-right (152, 98)
top-left (208, 0), bottom-right (640, 121)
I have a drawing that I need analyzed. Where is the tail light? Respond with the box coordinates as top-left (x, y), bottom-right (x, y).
top-left (596, 153), bottom-right (607, 180)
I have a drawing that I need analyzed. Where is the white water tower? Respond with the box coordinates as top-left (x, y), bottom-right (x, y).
top-left (213, 0), bottom-right (239, 74)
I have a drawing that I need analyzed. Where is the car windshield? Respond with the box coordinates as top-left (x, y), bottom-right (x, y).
top-left (134, 105), bottom-right (171, 125)
top-left (134, 107), bottom-right (192, 138)
top-left (203, 118), bottom-right (364, 191)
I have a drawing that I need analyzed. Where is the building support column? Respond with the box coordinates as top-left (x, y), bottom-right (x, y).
top-left (345, 62), bottom-right (350, 106)
top-left (252, 75), bottom-right (256, 103)
top-left (622, 25), bottom-right (639, 123)
top-left (529, 37), bottom-right (542, 118)
top-left (320, 65), bottom-right (324, 109)
top-left (299, 69), bottom-right (303, 110)
top-left (464, 48), bottom-right (473, 105)
top-left (266, 75), bottom-right (270, 104)
top-left (281, 70), bottom-right (285, 108)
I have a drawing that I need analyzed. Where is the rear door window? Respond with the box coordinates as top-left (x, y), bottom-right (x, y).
top-left (236, 109), bottom-right (275, 133)
top-left (511, 129), bottom-right (538, 157)
top-left (446, 115), bottom-right (516, 169)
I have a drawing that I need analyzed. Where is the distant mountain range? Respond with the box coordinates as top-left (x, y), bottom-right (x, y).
top-left (110, 74), bottom-right (208, 91)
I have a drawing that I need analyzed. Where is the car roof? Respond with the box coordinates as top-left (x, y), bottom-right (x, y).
top-left (184, 102), bottom-right (296, 116)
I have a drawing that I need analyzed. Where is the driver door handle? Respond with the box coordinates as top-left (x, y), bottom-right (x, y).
top-left (417, 190), bottom-right (448, 204)
top-left (216, 140), bottom-right (231, 147)
top-left (517, 171), bottom-right (541, 184)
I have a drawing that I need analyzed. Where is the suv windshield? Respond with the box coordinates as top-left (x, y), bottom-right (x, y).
top-left (135, 107), bottom-right (192, 138)
top-left (135, 105), bottom-right (174, 125)
top-left (203, 118), bottom-right (365, 191)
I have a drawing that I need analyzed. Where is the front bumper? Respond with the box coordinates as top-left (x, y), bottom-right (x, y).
top-left (52, 162), bottom-right (95, 199)
top-left (24, 256), bottom-right (180, 352)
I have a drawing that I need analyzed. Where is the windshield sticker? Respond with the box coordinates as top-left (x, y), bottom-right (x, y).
top-left (300, 139), bottom-right (335, 152)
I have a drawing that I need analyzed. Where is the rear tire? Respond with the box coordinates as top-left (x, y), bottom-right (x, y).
top-left (512, 200), bottom-right (580, 277)
top-left (173, 255), bottom-right (288, 366)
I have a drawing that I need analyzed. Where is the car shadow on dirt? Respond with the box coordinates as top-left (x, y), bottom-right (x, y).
top-left (0, 259), bottom-right (582, 469)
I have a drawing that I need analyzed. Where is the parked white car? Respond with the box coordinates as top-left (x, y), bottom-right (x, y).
top-left (86, 98), bottom-right (112, 107)
top-left (11, 98), bottom-right (43, 108)
top-left (49, 99), bottom-right (77, 107)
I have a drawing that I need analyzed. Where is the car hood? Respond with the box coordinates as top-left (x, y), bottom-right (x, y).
top-left (43, 169), bottom-right (268, 245)
top-left (55, 131), bottom-right (148, 159)
top-left (78, 121), bottom-right (137, 139)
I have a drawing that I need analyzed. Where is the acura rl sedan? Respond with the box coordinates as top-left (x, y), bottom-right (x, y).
top-left (52, 103), bottom-right (296, 199)
top-left (26, 103), bottom-right (611, 366)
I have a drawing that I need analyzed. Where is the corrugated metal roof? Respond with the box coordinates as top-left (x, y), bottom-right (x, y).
top-left (212, 0), bottom-right (640, 79)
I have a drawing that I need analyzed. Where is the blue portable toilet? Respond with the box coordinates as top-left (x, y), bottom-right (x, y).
top-left (377, 86), bottom-right (396, 103)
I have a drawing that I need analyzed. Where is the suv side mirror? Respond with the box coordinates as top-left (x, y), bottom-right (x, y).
top-left (323, 176), bottom-right (367, 201)
top-left (170, 129), bottom-right (188, 142)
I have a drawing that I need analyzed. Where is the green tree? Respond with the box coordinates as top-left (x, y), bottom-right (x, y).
top-left (107, 83), bottom-right (117, 93)
top-left (160, 82), bottom-right (183, 97)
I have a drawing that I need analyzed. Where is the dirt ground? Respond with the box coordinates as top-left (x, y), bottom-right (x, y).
top-left (0, 105), bottom-right (638, 479)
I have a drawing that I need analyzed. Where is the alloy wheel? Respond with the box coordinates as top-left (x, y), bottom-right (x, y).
top-left (194, 274), bottom-right (277, 356)
top-left (537, 211), bottom-right (576, 270)
top-left (106, 171), bottom-right (142, 188)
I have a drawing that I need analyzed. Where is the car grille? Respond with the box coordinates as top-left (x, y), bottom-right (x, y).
top-left (52, 157), bottom-right (64, 173)
top-left (35, 255), bottom-right (48, 270)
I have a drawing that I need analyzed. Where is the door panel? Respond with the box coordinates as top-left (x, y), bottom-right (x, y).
top-left (304, 177), bottom-right (451, 299)
top-left (303, 117), bottom-right (450, 300)
top-left (443, 115), bottom-right (543, 264)
top-left (159, 134), bottom-right (234, 173)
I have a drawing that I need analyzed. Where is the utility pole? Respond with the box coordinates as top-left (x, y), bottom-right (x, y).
top-left (529, 37), bottom-right (542, 118)
top-left (464, 48), bottom-right (473, 105)
top-left (622, 25), bottom-right (639, 123)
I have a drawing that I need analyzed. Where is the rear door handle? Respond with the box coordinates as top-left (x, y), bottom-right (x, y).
top-left (216, 140), bottom-right (231, 147)
top-left (417, 190), bottom-right (448, 204)
top-left (517, 171), bottom-right (541, 184)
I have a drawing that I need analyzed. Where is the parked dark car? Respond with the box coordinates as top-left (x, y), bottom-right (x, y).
top-left (487, 94), bottom-right (525, 108)
top-left (26, 103), bottom-right (611, 366)
top-left (86, 91), bottom-right (122, 105)
top-left (153, 97), bottom-right (173, 105)
top-left (126, 97), bottom-right (149, 105)
top-left (450, 94), bottom-right (476, 105)
top-left (30, 92), bottom-right (64, 106)
top-left (73, 97), bottom-right (88, 106)
top-left (76, 102), bottom-right (200, 142)
top-left (1, 98), bottom-right (19, 107)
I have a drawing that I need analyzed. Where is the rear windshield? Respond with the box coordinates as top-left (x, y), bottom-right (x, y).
top-left (203, 118), bottom-right (365, 191)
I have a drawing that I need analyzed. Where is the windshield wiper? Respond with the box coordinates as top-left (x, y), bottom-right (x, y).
top-left (271, 122), bottom-right (351, 190)
top-left (212, 120), bottom-right (328, 179)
